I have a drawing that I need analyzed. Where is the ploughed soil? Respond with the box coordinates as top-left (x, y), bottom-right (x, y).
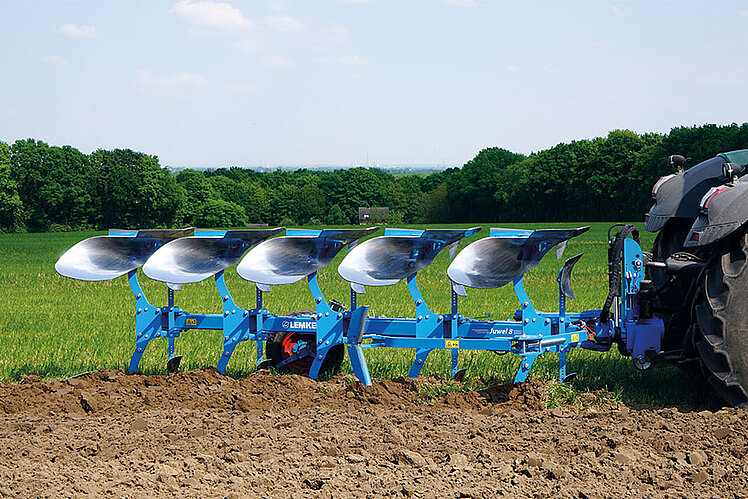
top-left (0, 370), bottom-right (746, 498)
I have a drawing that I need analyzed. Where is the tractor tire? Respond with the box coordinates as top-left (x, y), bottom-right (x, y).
top-left (648, 219), bottom-right (704, 355)
top-left (694, 226), bottom-right (748, 408)
top-left (266, 310), bottom-right (344, 378)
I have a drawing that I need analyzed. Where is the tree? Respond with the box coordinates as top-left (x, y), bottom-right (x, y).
top-left (193, 199), bottom-right (248, 227)
top-left (0, 141), bottom-right (26, 232)
top-left (9, 139), bottom-right (98, 230)
top-left (326, 204), bottom-right (347, 225)
top-left (225, 180), bottom-right (270, 224)
top-left (90, 149), bottom-right (183, 228)
top-left (447, 148), bottom-right (525, 222)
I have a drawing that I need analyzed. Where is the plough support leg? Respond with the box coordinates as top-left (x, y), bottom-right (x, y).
top-left (309, 345), bottom-right (331, 380)
top-left (128, 270), bottom-right (162, 373)
top-left (408, 348), bottom-right (432, 378)
top-left (217, 342), bottom-right (238, 374)
top-left (514, 352), bottom-right (540, 383)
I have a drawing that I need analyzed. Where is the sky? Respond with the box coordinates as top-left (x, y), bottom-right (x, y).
top-left (1, 0), bottom-right (748, 169)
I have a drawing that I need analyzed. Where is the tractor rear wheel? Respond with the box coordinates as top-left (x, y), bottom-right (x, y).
top-left (266, 310), bottom-right (344, 378)
top-left (694, 225), bottom-right (748, 407)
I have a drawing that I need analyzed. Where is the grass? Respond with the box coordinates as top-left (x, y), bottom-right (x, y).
top-left (0, 223), bottom-right (715, 407)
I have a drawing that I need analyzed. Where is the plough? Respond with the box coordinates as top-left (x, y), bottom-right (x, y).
top-left (55, 223), bottom-right (665, 385)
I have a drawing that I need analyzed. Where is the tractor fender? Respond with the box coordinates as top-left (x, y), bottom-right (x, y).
top-left (645, 156), bottom-right (730, 232)
top-left (685, 179), bottom-right (748, 247)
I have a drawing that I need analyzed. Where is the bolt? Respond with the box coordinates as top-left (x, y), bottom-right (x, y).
top-left (232, 310), bottom-right (236, 314)
top-left (224, 295), bottom-right (229, 301)
top-left (338, 339), bottom-right (343, 344)
top-left (523, 301), bottom-right (529, 308)
top-left (224, 311), bottom-right (229, 316)
top-left (523, 362), bottom-right (529, 369)
top-left (317, 297), bottom-right (322, 303)
top-left (417, 359), bottom-right (423, 364)
top-left (225, 352), bottom-right (230, 357)
top-left (318, 339), bottom-right (323, 345)
top-left (317, 355), bottom-right (323, 360)
top-left (337, 313), bottom-right (342, 319)
top-left (244, 336), bottom-right (248, 341)
top-left (417, 299), bottom-right (422, 305)
top-left (418, 315), bottom-right (423, 321)
top-left (170, 307), bottom-right (174, 312)
top-left (425, 315), bottom-right (430, 320)
top-left (137, 293), bottom-right (142, 298)
top-left (137, 348), bottom-right (142, 353)
top-left (224, 336), bottom-right (229, 341)
top-left (137, 333), bottom-right (142, 338)
top-left (137, 308), bottom-right (142, 313)
top-left (532, 318), bottom-right (536, 322)
top-left (325, 341), bottom-right (330, 345)
top-left (524, 319), bottom-right (529, 324)
top-left (325, 312), bottom-right (329, 317)
top-left (144, 308), bottom-right (148, 312)
top-left (545, 318), bottom-right (550, 324)
top-left (438, 315), bottom-right (443, 321)
top-left (560, 318), bottom-right (564, 323)
top-left (318, 313), bottom-right (322, 319)
top-left (244, 310), bottom-right (248, 316)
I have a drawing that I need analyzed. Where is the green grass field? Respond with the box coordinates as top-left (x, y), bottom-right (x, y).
top-left (0, 223), bottom-right (714, 407)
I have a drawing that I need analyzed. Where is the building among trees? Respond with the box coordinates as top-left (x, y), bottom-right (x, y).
top-left (358, 207), bottom-right (390, 224)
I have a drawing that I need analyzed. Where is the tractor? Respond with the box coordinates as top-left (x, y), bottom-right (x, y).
top-left (645, 150), bottom-right (748, 406)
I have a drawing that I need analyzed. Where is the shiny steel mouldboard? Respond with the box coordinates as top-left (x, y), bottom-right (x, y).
top-left (142, 228), bottom-right (284, 284)
top-left (337, 227), bottom-right (481, 287)
top-left (447, 227), bottom-right (590, 290)
top-left (55, 228), bottom-right (194, 281)
top-left (237, 227), bottom-right (379, 287)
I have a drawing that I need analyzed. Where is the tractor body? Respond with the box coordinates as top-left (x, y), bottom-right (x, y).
top-left (644, 149), bottom-right (748, 407)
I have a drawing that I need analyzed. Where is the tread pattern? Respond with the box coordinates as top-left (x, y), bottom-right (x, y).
top-left (695, 227), bottom-right (748, 408)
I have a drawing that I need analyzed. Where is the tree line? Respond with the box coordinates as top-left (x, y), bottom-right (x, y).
top-left (1, 123), bottom-right (747, 233)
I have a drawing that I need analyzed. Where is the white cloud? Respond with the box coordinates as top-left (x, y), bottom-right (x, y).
top-left (263, 55), bottom-right (294, 69)
top-left (264, 15), bottom-right (305, 31)
top-left (741, 9), bottom-right (748, 17)
top-left (58, 23), bottom-right (98, 39)
top-left (505, 64), bottom-right (519, 73)
top-left (328, 0), bottom-right (372, 4)
top-left (319, 55), bottom-right (367, 67)
top-left (136, 70), bottom-right (208, 90)
top-left (170, 0), bottom-right (253, 29)
top-left (611, 6), bottom-right (627, 17)
top-left (41, 54), bottom-right (69, 66)
top-left (443, 0), bottom-right (479, 7)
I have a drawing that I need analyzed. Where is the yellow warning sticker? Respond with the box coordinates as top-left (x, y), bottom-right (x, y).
top-left (445, 340), bottom-right (459, 349)
top-left (186, 318), bottom-right (197, 326)
top-left (571, 333), bottom-right (579, 342)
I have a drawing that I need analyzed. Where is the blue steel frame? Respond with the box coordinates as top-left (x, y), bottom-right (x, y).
top-left (122, 228), bottom-right (663, 385)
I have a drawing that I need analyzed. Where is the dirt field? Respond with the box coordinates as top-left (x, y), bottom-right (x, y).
top-left (0, 370), bottom-right (745, 498)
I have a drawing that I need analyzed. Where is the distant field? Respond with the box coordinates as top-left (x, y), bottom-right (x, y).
top-left (0, 223), bottom-right (714, 406)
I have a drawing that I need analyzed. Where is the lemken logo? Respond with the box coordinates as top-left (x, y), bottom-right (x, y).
top-left (284, 320), bottom-right (317, 330)
top-left (489, 327), bottom-right (513, 335)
